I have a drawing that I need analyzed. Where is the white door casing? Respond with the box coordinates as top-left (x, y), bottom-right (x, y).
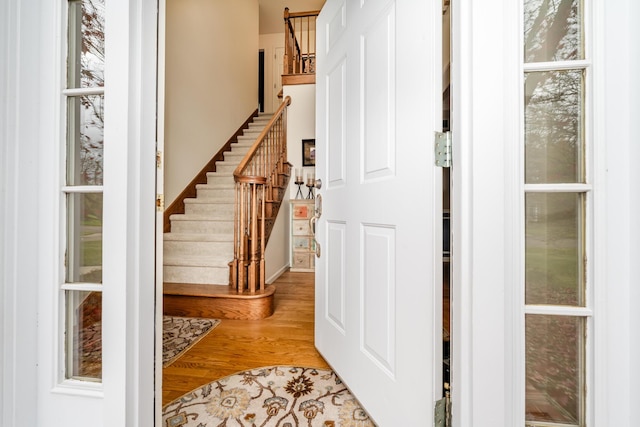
top-left (156, 0), bottom-right (168, 420)
top-left (450, 1), bottom-right (521, 425)
top-left (315, 0), bottom-right (442, 425)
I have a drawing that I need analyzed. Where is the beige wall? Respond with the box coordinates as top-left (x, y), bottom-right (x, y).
top-left (165, 0), bottom-right (259, 205)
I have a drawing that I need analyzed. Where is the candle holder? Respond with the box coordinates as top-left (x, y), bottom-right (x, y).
top-left (294, 179), bottom-right (305, 199)
top-left (294, 168), bottom-right (305, 199)
top-left (305, 170), bottom-right (316, 199)
top-left (306, 181), bottom-right (315, 199)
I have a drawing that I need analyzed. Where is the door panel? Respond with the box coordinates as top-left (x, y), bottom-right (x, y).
top-left (327, 60), bottom-right (346, 185)
top-left (326, 221), bottom-right (346, 332)
top-left (362, 6), bottom-right (395, 180)
top-left (315, 0), bottom-right (442, 424)
top-left (362, 224), bottom-right (396, 374)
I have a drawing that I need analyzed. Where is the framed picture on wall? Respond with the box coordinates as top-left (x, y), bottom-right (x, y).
top-left (302, 139), bottom-right (315, 166)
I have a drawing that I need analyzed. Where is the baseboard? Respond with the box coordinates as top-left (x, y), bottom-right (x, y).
top-left (266, 263), bottom-right (290, 285)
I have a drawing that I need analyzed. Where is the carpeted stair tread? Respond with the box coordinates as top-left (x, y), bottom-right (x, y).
top-left (223, 152), bottom-right (245, 159)
top-left (236, 135), bottom-right (259, 142)
top-left (196, 183), bottom-right (235, 191)
top-left (163, 255), bottom-right (231, 267)
top-left (202, 173), bottom-right (235, 178)
top-left (169, 213), bottom-right (234, 221)
top-left (184, 198), bottom-right (234, 208)
top-left (164, 113), bottom-right (276, 285)
top-left (163, 233), bottom-right (233, 242)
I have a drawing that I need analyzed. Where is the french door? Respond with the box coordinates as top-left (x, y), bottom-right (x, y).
top-left (33, 0), bottom-right (158, 425)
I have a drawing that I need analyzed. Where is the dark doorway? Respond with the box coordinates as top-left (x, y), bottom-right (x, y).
top-left (258, 50), bottom-right (265, 113)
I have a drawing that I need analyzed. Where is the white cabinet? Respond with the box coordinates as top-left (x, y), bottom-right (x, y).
top-left (290, 199), bottom-right (315, 272)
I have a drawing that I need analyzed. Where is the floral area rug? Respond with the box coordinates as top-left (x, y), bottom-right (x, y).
top-left (163, 316), bottom-right (221, 367)
top-left (76, 316), bottom-right (219, 378)
top-left (162, 366), bottom-right (377, 427)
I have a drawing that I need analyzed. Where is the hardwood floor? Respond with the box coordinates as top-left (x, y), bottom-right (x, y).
top-left (162, 271), bottom-right (329, 406)
top-left (162, 267), bottom-right (453, 406)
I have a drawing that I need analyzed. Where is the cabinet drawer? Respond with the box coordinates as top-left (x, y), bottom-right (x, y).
top-left (292, 204), bottom-right (312, 219)
top-left (293, 236), bottom-right (311, 251)
top-left (292, 219), bottom-right (310, 235)
top-left (292, 252), bottom-right (310, 269)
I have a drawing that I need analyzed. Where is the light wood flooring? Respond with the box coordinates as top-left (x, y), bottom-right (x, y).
top-left (162, 271), bottom-right (329, 406)
top-left (162, 267), bottom-right (452, 406)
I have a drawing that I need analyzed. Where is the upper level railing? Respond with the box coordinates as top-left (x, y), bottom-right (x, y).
top-left (231, 97), bottom-right (292, 294)
top-left (283, 8), bottom-right (319, 84)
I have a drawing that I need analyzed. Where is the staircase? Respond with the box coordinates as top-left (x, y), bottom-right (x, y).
top-left (163, 113), bottom-right (279, 320)
top-left (164, 114), bottom-right (272, 285)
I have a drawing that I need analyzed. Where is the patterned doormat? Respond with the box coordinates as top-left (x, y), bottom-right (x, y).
top-left (163, 316), bottom-right (221, 367)
top-left (162, 366), bottom-right (376, 426)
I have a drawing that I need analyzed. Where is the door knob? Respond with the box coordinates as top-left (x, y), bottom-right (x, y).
top-left (314, 179), bottom-right (322, 190)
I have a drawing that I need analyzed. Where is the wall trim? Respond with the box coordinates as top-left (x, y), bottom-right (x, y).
top-left (266, 264), bottom-right (290, 285)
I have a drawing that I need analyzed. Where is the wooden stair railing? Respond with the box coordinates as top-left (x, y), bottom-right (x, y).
top-left (231, 96), bottom-right (292, 294)
top-left (283, 8), bottom-right (319, 85)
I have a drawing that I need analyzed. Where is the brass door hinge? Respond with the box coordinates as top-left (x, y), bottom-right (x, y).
top-left (156, 194), bottom-right (164, 211)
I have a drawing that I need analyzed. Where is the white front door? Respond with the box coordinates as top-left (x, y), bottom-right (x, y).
top-left (314, 0), bottom-right (443, 425)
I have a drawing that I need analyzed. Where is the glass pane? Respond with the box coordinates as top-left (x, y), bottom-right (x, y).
top-left (66, 290), bottom-right (102, 380)
top-left (68, 0), bottom-right (105, 89)
top-left (67, 95), bottom-right (104, 186)
top-left (526, 315), bottom-right (584, 425)
top-left (525, 70), bottom-right (584, 183)
top-left (524, 0), bottom-right (582, 63)
top-left (525, 193), bottom-right (584, 306)
top-left (66, 192), bottom-right (103, 283)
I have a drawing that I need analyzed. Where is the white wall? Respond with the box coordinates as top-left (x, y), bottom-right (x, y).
top-left (165, 0), bottom-right (259, 205)
top-left (264, 207), bottom-right (289, 283)
top-left (284, 84), bottom-right (317, 199)
top-left (263, 84), bottom-right (316, 281)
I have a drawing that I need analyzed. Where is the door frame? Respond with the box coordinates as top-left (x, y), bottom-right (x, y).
top-left (3, 0), bottom-right (639, 425)
top-left (450, 0), bottom-right (523, 425)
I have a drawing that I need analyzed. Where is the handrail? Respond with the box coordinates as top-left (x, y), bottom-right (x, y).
top-left (231, 96), bottom-right (292, 293)
top-left (283, 8), bottom-right (319, 76)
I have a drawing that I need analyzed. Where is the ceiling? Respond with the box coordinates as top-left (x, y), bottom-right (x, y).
top-left (259, 0), bottom-right (326, 34)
